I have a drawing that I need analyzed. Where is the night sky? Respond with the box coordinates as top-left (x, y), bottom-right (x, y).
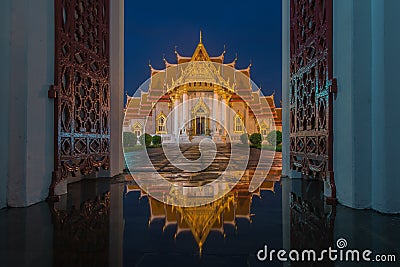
top-left (124, 0), bottom-right (282, 105)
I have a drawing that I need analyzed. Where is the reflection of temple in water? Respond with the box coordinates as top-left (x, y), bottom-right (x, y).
top-left (20, 169), bottom-right (400, 267)
top-left (125, 170), bottom-right (281, 253)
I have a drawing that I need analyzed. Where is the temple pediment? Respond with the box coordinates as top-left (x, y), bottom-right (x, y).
top-left (190, 31), bottom-right (211, 62)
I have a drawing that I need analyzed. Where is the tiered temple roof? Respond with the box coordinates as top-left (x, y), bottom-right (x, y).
top-left (123, 33), bottom-right (282, 129)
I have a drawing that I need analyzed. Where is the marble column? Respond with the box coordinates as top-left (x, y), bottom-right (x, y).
top-left (213, 90), bottom-right (218, 132)
top-left (183, 91), bottom-right (188, 132)
top-left (174, 96), bottom-right (179, 139)
top-left (179, 97), bottom-right (182, 133)
top-left (245, 104), bottom-right (248, 133)
top-left (222, 95), bottom-right (228, 134)
top-left (216, 94), bottom-right (221, 133)
top-left (109, 0), bottom-right (125, 177)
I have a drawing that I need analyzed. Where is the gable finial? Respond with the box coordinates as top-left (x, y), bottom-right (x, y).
top-left (199, 30), bottom-right (203, 43)
top-left (125, 90), bottom-right (130, 102)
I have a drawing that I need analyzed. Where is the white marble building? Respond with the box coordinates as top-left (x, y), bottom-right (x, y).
top-left (123, 37), bottom-right (282, 144)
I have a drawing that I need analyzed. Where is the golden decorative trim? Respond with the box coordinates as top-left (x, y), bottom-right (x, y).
top-left (191, 97), bottom-right (210, 116)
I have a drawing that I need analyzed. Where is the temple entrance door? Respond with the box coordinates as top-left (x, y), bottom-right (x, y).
top-left (191, 98), bottom-right (210, 136)
top-left (49, 0), bottom-right (111, 198)
top-left (289, 0), bottom-right (337, 200)
top-left (195, 116), bottom-right (208, 135)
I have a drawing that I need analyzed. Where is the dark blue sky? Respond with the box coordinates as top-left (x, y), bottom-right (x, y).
top-left (124, 0), bottom-right (282, 105)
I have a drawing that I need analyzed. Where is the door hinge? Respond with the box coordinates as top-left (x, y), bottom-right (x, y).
top-left (330, 78), bottom-right (338, 94)
top-left (48, 85), bottom-right (57, 99)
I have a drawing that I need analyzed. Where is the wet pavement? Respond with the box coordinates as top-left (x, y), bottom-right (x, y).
top-left (0, 147), bottom-right (399, 267)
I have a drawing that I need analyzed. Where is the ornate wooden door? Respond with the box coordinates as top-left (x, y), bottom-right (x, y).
top-left (49, 0), bottom-right (110, 198)
top-left (289, 0), bottom-right (337, 199)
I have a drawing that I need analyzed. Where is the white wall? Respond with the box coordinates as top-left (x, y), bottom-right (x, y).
top-left (333, 0), bottom-right (399, 213)
top-left (371, 0), bottom-right (400, 213)
top-left (0, 1), bottom-right (12, 209)
top-left (1, 0), bottom-right (54, 208)
top-left (333, 0), bottom-right (372, 209)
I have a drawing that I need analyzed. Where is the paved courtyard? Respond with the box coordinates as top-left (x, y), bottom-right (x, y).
top-left (124, 144), bottom-right (282, 186)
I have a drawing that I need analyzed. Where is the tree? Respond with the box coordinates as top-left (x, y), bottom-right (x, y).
top-left (152, 135), bottom-right (162, 145)
top-left (123, 132), bottom-right (137, 147)
top-left (266, 130), bottom-right (282, 146)
top-left (249, 133), bottom-right (262, 146)
top-left (139, 133), bottom-right (152, 147)
top-left (240, 133), bottom-right (249, 144)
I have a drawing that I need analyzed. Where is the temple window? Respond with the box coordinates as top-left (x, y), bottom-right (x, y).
top-left (156, 112), bottom-right (167, 134)
top-left (234, 113), bottom-right (244, 133)
top-left (261, 128), bottom-right (267, 136)
top-left (260, 121), bottom-right (269, 136)
top-left (132, 122), bottom-right (143, 137)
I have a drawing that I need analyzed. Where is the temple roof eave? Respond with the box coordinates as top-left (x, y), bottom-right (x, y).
top-left (149, 64), bottom-right (166, 77)
top-left (210, 51), bottom-right (225, 64)
top-left (175, 50), bottom-right (192, 64)
top-left (163, 57), bottom-right (177, 68)
top-left (237, 64), bottom-right (252, 77)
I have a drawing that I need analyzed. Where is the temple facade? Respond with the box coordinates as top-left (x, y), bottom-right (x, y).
top-left (123, 35), bottom-right (281, 144)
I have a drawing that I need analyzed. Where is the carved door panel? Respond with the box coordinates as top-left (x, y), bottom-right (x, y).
top-left (49, 0), bottom-right (110, 197)
top-left (289, 0), bottom-right (336, 199)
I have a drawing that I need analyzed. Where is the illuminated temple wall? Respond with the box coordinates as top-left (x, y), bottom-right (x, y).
top-left (123, 45), bottom-right (282, 142)
top-left (125, 91), bottom-right (281, 141)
